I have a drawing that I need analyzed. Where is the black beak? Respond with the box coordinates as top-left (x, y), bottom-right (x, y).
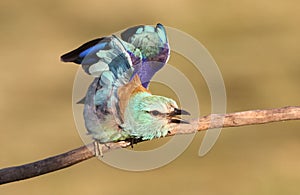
top-left (170, 119), bottom-right (190, 124)
top-left (169, 108), bottom-right (190, 116)
top-left (169, 108), bottom-right (190, 124)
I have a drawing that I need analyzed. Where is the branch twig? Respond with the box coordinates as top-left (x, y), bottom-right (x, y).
top-left (1, 106), bottom-right (299, 185)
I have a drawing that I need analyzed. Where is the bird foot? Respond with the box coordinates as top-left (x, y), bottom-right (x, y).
top-left (125, 137), bottom-right (143, 148)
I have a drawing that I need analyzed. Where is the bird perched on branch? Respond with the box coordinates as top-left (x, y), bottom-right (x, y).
top-left (61, 23), bottom-right (190, 147)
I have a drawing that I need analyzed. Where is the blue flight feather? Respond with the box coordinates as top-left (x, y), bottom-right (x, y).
top-left (79, 42), bottom-right (108, 58)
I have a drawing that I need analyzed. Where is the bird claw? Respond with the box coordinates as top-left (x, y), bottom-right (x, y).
top-left (118, 141), bottom-right (131, 148)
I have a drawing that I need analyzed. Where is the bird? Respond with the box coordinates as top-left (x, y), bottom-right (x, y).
top-left (61, 23), bottom-right (190, 150)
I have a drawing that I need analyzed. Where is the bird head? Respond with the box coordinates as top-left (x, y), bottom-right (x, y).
top-left (137, 95), bottom-right (190, 125)
top-left (119, 78), bottom-right (190, 140)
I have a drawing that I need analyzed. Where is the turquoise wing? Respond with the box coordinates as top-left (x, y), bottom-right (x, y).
top-left (61, 23), bottom-right (170, 87)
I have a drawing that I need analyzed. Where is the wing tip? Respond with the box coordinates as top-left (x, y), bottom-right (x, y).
top-left (60, 37), bottom-right (108, 65)
top-left (60, 52), bottom-right (73, 62)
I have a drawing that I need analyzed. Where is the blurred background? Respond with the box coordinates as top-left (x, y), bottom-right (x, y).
top-left (1, 0), bottom-right (299, 194)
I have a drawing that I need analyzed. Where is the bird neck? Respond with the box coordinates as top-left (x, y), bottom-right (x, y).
top-left (118, 74), bottom-right (151, 122)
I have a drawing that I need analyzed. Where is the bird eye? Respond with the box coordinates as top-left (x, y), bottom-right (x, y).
top-left (150, 110), bottom-right (160, 116)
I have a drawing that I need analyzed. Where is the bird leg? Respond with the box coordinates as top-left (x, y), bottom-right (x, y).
top-left (94, 141), bottom-right (103, 157)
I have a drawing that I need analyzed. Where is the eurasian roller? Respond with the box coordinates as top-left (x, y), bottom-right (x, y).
top-left (61, 23), bottom-right (190, 146)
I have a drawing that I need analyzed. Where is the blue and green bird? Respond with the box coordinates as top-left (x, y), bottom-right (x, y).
top-left (61, 23), bottom-right (190, 144)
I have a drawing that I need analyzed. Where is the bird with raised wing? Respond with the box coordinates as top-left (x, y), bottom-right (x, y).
top-left (61, 23), bottom-right (190, 148)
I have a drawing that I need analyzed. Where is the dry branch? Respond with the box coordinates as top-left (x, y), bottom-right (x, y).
top-left (1, 106), bottom-right (300, 185)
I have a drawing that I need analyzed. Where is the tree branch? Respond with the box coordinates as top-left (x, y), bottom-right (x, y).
top-left (169, 106), bottom-right (300, 135)
top-left (1, 106), bottom-right (299, 185)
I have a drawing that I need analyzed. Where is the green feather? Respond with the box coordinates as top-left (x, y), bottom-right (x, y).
top-left (121, 92), bottom-right (178, 140)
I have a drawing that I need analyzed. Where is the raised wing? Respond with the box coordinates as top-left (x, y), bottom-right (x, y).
top-left (61, 23), bottom-right (170, 87)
